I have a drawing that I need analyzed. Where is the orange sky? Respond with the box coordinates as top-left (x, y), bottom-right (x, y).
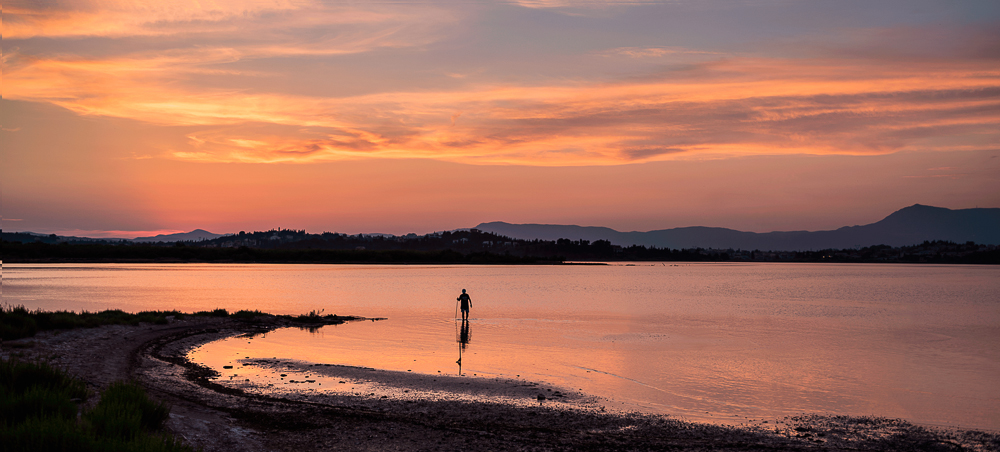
top-left (3, 0), bottom-right (999, 237)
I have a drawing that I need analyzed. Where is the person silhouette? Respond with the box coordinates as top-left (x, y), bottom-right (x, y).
top-left (457, 289), bottom-right (472, 320)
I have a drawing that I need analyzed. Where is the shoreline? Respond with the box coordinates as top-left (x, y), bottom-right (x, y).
top-left (7, 258), bottom-right (999, 266)
top-left (3, 319), bottom-right (998, 451)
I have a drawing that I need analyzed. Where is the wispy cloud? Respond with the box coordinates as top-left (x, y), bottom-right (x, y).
top-left (8, 51), bottom-right (999, 165)
top-left (509, 0), bottom-right (678, 9)
top-left (4, 1), bottom-right (440, 39)
top-left (599, 46), bottom-right (721, 59)
top-left (6, 2), bottom-right (999, 166)
top-left (6, 1), bottom-right (290, 39)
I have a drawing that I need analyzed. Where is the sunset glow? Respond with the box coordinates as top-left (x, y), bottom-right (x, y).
top-left (4, 0), bottom-right (999, 236)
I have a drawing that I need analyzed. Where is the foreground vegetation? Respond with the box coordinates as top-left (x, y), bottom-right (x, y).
top-left (0, 307), bottom-right (184, 342)
top-left (0, 358), bottom-right (193, 452)
top-left (0, 307), bottom-right (363, 450)
top-left (0, 305), bottom-right (368, 341)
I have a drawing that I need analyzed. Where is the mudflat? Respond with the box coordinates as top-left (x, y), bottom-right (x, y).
top-left (3, 318), bottom-right (997, 452)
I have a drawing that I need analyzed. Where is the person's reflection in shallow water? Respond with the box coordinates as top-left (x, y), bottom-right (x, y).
top-left (456, 318), bottom-right (472, 375)
top-left (460, 319), bottom-right (472, 349)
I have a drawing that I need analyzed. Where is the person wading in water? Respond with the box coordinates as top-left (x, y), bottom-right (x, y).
top-left (457, 289), bottom-right (472, 320)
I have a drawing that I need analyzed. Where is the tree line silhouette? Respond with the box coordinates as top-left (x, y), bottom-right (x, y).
top-left (3, 229), bottom-right (997, 264)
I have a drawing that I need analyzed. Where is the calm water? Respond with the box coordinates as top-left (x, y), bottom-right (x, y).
top-left (5, 263), bottom-right (999, 430)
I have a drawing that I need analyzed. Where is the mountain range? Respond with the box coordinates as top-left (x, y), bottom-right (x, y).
top-left (5, 204), bottom-right (997, 251)
top-left (474, 204), bottom-right (1000, 251)
top-left (131, 229), bottom-right (228, 243)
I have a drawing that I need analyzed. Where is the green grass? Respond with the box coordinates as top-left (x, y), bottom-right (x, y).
top-left (0, 357), bottom-right (196, 452)
top-left (1, 305), bottom-right (362, 342)
top-left (0, 359), bottom-right (88, 426)
top-left (0, 305), bottom-right (186, 341)
top-left (86, 381), bottom-right (171, 441)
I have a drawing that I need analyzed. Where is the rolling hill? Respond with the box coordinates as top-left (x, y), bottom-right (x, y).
top-left (475, 204), bottom-right (1000, 251)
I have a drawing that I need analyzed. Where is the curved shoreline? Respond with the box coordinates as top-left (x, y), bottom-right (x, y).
top-left (3, 319), bottom-right (998, 451)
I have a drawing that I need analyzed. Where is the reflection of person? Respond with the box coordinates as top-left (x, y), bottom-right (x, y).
top-left (459, 319), bottom-right (471, 350)
top-left (457, 318), bottom-right (472, 375)
top-left (457, 289), bottom-right (472, 320)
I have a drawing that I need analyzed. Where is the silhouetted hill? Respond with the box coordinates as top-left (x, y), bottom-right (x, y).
top-left (0, 231), bottom-right (129, 244)
top-left (475, 205), bottom-right (1000, 251)
top-left (132, 229), bottom-right (228, 242)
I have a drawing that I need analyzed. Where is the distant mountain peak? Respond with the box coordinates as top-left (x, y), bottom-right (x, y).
top-left (898, 203), bottom-right (944, 212)
top-left (132, 229), bottom-right (228, 242)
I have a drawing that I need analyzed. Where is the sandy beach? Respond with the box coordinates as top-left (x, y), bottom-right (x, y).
top-left (3, 317), bottom-right (997, 452)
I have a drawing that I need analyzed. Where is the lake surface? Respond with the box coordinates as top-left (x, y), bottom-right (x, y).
top-left (5, 263), bottom-right (999, 430)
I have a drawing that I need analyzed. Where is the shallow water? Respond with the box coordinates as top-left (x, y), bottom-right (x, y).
top-left (6, 263), bottom-right (999, 430)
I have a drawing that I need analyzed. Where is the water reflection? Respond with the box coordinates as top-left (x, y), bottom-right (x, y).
top-left (10, 263), bottom-right (1000, 430)
top-left (456, 319), bottom-right (472, 375)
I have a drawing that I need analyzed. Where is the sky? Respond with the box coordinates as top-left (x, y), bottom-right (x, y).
top-left (3, 0), bottom-right (999, 238)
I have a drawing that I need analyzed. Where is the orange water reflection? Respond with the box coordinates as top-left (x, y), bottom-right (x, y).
top-left (9, 263), bottom-right (1000, 430)
top-left (191, 310), bottom-right (1000, 429)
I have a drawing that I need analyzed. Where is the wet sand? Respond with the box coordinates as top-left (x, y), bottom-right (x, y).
top-left (3, 317), bottom-right (998, 452)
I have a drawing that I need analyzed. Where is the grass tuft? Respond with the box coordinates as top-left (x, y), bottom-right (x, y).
top-left (0, 358), bottom-right (195, 452)
top-left (230, 309), bottom-right (266, 320)
top-left (0, 358), bottom-right (89, 426)
top-left (0, 306), bottom-right (38, 340)
top-left (1, 416), bottom-right (92, 452)
top-left (0, 305), bottom-right (186, 341)
top-left (194, 308), bottom-right (228, 317)
top-left (88, 381), bottom-right (171, 438)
